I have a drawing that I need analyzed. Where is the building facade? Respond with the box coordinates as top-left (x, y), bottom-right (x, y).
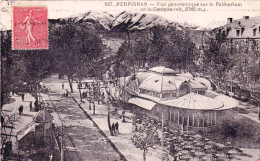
top-left (115, 66), bottom-right (239, 133)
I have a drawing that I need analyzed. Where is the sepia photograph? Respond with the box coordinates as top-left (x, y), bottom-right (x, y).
top-left (1, 0), bottom-right (260, 160)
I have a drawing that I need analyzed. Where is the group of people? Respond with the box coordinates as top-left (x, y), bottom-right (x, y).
top-left (111, 122), bottom-right (119, 135)
top-left (82, 91), bottom-right (88, 98)
top-left (62, 91), bottom-right (69, 97)
top-left (18, 100), bottom-right (39, 115)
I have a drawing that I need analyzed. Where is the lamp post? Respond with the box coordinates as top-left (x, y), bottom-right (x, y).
top-left (86, 84), bottom-right (92, 110)
top-left (161, 112), bottom-right (164, 161)
top-left (92, 97), bottom-right (95, 115)
top-left (99, 72), bottom-right (119, 136)
top-left (60, 123), bottom-right (64, 161)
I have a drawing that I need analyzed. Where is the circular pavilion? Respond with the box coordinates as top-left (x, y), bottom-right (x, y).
top-left (120, 66), bottom-right (239, 132)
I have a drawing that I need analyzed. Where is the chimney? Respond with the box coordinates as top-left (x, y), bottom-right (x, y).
top-left (227, 18), bottom-right (233, 24)
top-left (243, 16), bottom-right (249, 19)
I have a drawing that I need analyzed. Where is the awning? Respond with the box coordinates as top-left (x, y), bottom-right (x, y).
top-left (17, 121), bottom-right (35, 141)
top-left (163, 92), bottom-right (224, 110)
top-left (213, 95), bottom-right (239, 110)
top-left (128, 97), bottom-right (156, 110)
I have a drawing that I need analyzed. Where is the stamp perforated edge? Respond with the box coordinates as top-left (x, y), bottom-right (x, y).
top-left (12, 5), bottom-right (49, 51)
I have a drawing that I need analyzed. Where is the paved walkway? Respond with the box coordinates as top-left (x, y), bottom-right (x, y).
top-left (42, 75), bottom-right (166, 161)
top-left (237, 101), bottom-right (260, 124)
top-left (65, 86), bottom-right (171, 160)
top-left (240, 113), bottom-right (260, 123)
top-left (43, 76), bottom-right (124, 161)
top-left (33, 75), bottom-right (260, 161)
top-left (2, 93), bottom-right (37, 154)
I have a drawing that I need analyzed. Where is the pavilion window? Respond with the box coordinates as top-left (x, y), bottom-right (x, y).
top-left (183, 116), bottom-right (187, 126)
top-left (241, 28), bottom-right (245, 36)
top-left (195, 116), bottom-right (200, 127)
top-left (188, 116), bottom-right (192, 126)
top-left (236, 30), bottom-right (240, 37)
top-left (199, 118), bottom-right (203, 127)
top-left (162, 93), bottom-right (171, 98)
top-left (168, 108), bottom-right (171, 120)
top-left (172, 92), bottom-right (177, 97)
top-left (253, 29), bottom-right (257, 36)
top-left (146, 90), bottom-right (153, 96)
top-left (179, 84), bottom-right (191, 97)
top-left (198, 91), bottom-right (205, 95)
top-left (179, 115), bottom-right (183, 124)
top-left (171, 111), bottom-right (175, 123)
top-left (153, 92), bottom-right (160, 98)
top-left (204, 120), bottom-right (208, 127)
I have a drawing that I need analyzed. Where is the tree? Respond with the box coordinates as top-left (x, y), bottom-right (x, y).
top-left (132, 124), bottom-right (159, 161)
top-left (50, 21), bottom-right (104, 92)
top-left (1, 30), bottom-right (54, 106)
top-left (112, 26), bottom-right (196, 76)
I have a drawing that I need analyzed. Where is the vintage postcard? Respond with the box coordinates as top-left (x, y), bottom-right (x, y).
top-left (1, 0), bottom-right (260, 161)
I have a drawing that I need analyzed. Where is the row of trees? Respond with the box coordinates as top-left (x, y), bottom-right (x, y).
top-left (113, 26), bottom-right (197, 77)
top-left (1, 19), bottom-right (199, 108)
top-left (201, 28), bottom-right (260, 116)
top-left (1, 20), bottom-right (106, 108)
top-left (202, 29), bottom-right (260, 92)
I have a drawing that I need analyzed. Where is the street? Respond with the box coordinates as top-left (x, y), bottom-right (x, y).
top-left (46, 86), bottom-right (123, 161)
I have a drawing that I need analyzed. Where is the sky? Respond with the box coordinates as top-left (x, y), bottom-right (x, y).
top-left (1, 0), bottom-right (260, 30)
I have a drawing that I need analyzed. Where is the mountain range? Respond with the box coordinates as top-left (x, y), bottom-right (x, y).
top-left (53, 11), bottom-right (185, 31)
top-left (49, 11), bottom-right (209, 54)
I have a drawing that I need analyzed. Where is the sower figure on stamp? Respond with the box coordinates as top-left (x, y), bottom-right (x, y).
top-left (19, 10), bottom-right (41, 45)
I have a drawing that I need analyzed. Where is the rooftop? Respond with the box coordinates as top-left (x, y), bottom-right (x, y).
top-left (223, 16), bottom-right (260, 38)
top-left (33, 108), bottom-right (53, 123)
top-left (149, 66), bottom-right (178, 75)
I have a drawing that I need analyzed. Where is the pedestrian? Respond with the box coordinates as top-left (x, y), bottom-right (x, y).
top-left (111, 123), bottom-right (115, 135)
top-left (21, 94), bottom-right (25, 101)
top-left (122, 110), bottom-right (126, 122)
top-left (115, 122), bottom-right (119, 134)
top-left (29, 101), bottom-right (32, 111)
top-left (101, 92), bottom-right (105, 103)
top-left (18, 105), bottom-right (23, 115)
top-left (34, 100), bottom-right (38, 108)
top-left (66, 91), bottom-right (68, 97)
top-left (1, 115), bottom-right (4, 126)
top-left (82, 92), bottom-right (85, 98)
top-left (62, 83), bottom-right (64, 89)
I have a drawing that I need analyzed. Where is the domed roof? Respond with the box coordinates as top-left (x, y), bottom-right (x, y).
top-left (149, 66), bottom-right (178, 75)
top-left (194, 77), bottom-right (212, 90)
top-left (139, 75), bottom-right (179, 92)
top-left (164, 92), bottom-right (224, 110)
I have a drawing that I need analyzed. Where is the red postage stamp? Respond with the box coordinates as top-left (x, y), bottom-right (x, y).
top-left (12, 6), bottom-right (48, 50)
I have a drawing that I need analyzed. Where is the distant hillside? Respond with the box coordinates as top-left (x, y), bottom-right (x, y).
top-left (48, 11), bottom-right (197, 56)
top-left (50, 11), bottom-right (186, 32)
